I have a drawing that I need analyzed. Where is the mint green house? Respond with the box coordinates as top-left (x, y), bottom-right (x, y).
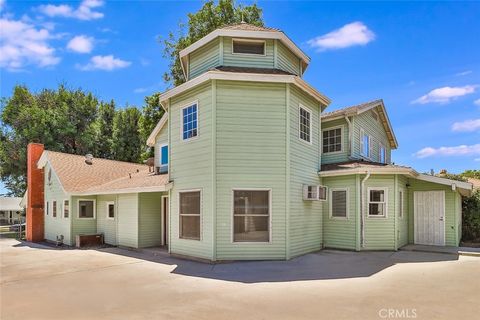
top-left (38, 23), bottom-right (472, 261)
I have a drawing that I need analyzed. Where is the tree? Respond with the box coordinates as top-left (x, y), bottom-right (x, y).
top-left (94, 100), bottom-right (116, 159)
top-left (139, 93), bottom-right (164, 160)
top-left (112, 107), bottom-right (142, 163)
top-left (462, 170), bottom-right (480, 179)
top-left (161, 0), bottom-right (264, 86)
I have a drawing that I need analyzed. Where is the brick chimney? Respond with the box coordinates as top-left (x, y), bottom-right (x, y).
top-left (26, 143), bottom-right (45, 242)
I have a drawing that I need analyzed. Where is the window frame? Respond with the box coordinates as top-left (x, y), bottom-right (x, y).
top-left (399, 188), bottom-right (405, 219)
top-left (231, 188), bottom-right (272, 244)
top-left (52, 200), bottom-right (57, 218)
top-left (329, 188), bottom-right (349, 219)
top-left (318, 185), bottom-right (328, 201)
top-left (106, 201), bottom-right (115, 220)
top-left (379, 143), bottom-right (386, 164)
top-left (367, 187), bottom-right (388, 218)
top-left (45, 200), bottom-right (49, 216)
top-left (231, 38), bottom-right (266, 56)
top-left (360, 128), bottom-right (372, 159)
top-left (322, 125), bottom-right (344, 154)
top-left (298, 104), bottom-right (313, 145)
top-left (178, 189), bottom-right (202, 241)
top-left (158, 143), bottom-right (169, 173)
top-left (180, 101), bottom-right (199, 142)
top-left (63, 199), bottom-right (69, 219)
top-left (77, 199), bottom-right (96, 219)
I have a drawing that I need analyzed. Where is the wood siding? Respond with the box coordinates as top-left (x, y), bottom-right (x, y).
top-left (71, 195), bottom-right (97, 244)
top-left (96, 195), bottom-right (117, 245)
top-left (138, 192), bottom-right (163, 248)
top-left (321, 118), bottom-right (350, 164)
top-left (397, 175), bottom-right (409, 247)
top-left (154, 124), bottom-right (168, 168)
top-left (117, 193), bottom-right (139, 248)
top-left (277, 41), bottom-right (300, 76)
top-left (189, 38), bottom-right (220, 80)
top-left (223, 37), bottom-right (275, 69)
top-left (352, 110), bottom-right (392, 163)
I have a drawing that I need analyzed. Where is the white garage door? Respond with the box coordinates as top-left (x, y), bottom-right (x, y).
top-left (414, 191), bottom-right (445, 246)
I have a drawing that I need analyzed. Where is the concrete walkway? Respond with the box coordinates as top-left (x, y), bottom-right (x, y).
top-left (400, 244), bottom-right (480, 257)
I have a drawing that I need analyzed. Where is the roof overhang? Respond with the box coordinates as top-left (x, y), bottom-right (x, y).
top-left (146, 112), bottom-right (168, 147)
top-left (416, 174), bottom-right (473, 196)
top-left (70, 182), bottom-right (173, 196)
top-left (158, 70), bottom-right (331, 109)
top-left (179, 29), bottom-right (311, 79)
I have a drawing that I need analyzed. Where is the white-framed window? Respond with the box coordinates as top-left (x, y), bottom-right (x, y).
top-left (330, 188), bottom-right (348, 218)
top-left (45, 201), bottom-right (49, 216)
top-left (360, 128), bottom-right (371, 158)
top-left (181, 102), bottom-right (198, 141)
top-left (322, 126), bottom-right (342, 153)
top-left (368, 188), bottom-right (387, 217)
top-left (179, 190), bottom-right (201, 240)
top-left (78, 199), bottom-right (96, 219)
top-left (232, 38), bottom-right (266, 55)
top-left (158, 143), bottom-right (168, 174)
top-left (233, 189), bottom-right (270, 242)
top-left (299, 105), bottom-right (312, 144)
top-left (63, 200), bottom-right (69, 218)
top-left (399, 189), bottom-right (404, 219)
top-left (106, 201), bottom-right (115, 220)
top-left (379, 143), bottom-right (386, 164)
top-left (52, 201), bottom-right (57, 218)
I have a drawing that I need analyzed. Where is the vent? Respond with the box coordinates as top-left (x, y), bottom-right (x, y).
top-left (85, 154), bottom-right (93, 165)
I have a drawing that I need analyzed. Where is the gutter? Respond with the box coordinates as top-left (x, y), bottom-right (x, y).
top-left (344, 116), bottom-right (353, 158)
top-left (360, 171), bottom-right (371, 248)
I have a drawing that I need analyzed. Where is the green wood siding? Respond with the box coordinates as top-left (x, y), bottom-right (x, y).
top-left (223, 37), bottom-right (275, 69)
top-left (169, 82), bottom-right (214, 260)
top-left (397, 175), bottom-right (409, 247)
top-left (322, 175), bottom-right (358, 250)
top-left (117, 193), bottom-right (139, 248)
top-left (288, 85), bottom-right (323, 257)
top-left (154, 123), bottom-right (168, 168)
top-left (71, 195), bottom-right (97, 244)
top-left (138, 192), bottom-right (163, 248)
top-left (352, 110), bottom-right (392, 163)
top-left (96, 195), bottom-right (117, 245)
top-left (43, 163), bottom-right (71, 245)
top-left (277, 41), bottom-right (300, 76)
top-left (215, 80), bottom-right (287, 260)
top-left (321, 118), bottom-right (350, 164)
top-left (189, 38), bottom-right (220, 79)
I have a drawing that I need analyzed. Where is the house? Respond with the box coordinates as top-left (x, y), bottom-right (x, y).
top-left (0, 197), bottom-right (24, 224)
top-left (26, 23), bottom-right (472, 261)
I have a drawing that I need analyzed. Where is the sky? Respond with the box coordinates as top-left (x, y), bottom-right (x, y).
top-left (1, 0), bottom-right (479, 194)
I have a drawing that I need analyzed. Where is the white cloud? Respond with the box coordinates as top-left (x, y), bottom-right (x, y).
top-left (0, 17), bottom-right (60, 71)
top-left (38, 0), bottom-right (104, 21)
top-left (414, 144), bottom-right (480, 158)
top-left (307, 22), bottom-right (375, 51)
top-left (412, 85), bottom-right (477, 104)
top-left (67, 35), bottom-right (94, 53)
top-left (474, 98), bottom-right (480, 106)
top-left (456, 70), bottom-right (472, 76)
top-left (452, 119), bottom-right (480, 132)
top-left (78, 55), bottom-right (131, 71)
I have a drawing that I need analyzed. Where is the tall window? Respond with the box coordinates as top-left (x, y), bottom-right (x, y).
top-left (379, 144), bottom-right (386, 163)
top-left (360, 129), bottom-right (371, 158)
top-left (52, 201), bottom-right (57, 218)
top-left (368, 189), bottom-right (387, 217)
top-left (233, 190), bottom-right (270, 242)
top-left (63, 200), bottom-right (69, 218)
top-left (399, 190), bottom-right (404, 218)
top-left (45, 201), bottom-right (49, 216)
top-left (78, 200), bottom-right (95, 218)
top-left (322, 127), bottom-right (342, 153)
top-left (182, 103), bottom-right (198, 140)
top-left (330, 189), bottom-right (348, 218)
top-left (107, 202), bottom-right (115, 219)
top-left (299, 106), bottom-right (311, 143)
top-left (179, 191), bottom-right (201, 240)
top-left (232, 39), bottom-right (265, 55)
top-left (159, 144), bottom-right (168, 173)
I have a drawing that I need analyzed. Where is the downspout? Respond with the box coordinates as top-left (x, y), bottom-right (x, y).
top-left (344, 116), bottom-right (353, 158)
top-left (360, 171), bottom-right (371, 248)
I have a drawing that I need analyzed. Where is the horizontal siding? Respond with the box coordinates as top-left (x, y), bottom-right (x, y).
top-left (96, 195), bottom-right (117, 245)
top-left (71, 195), bottom-right (97, 244)
top-left (154, 124), bottom-right (168, 168)
top-left (277, 40), bottom-right (300, 76)
top-left (117, 193), bottom-right (138, 248)
top-left (138, 192), bottom-right (163, 248)
top-left (321, 118), bottom-right (350, 164)
top-left (397, 175), bottom-right (409, 247)
top-left (189, 38), bottom-right (220, 79)
top-left (352, 110), bottom-right (392, 163)
top-left (223, 37), bottom-right (274, 69)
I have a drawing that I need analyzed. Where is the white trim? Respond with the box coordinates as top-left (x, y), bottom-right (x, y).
top-left (319, 166), bottom-right (417, 177)
top-left (379, 142), bottom-right (386, 164)
top-left (321, 125), bottom-right (344, 154)
top-left (146, 112), bottom-right (168, 147)
top-left (298, 104), bottom-right (313, 145)
top-left (413, 190), bottom-right (446, 246)
top-left (399, 188), bottom-right (405, 219)
top-left (231, 38), bottom-right (266, 56)
top-left (318, 185), bottom-right (328, 202)
top-left (157, 143), bottom-right (169, 173)
top-left (106, 201), bottom-right (115, 220)
top-left (180, 100), bottom-right (199, 142)
top-left (360, 128), bottom-right (372, 159)
top-left (63, 199), bottom-right (69, 219)
top-left (417, 174), bottom-right (472, 191)
top-left (367, 187), bottom-right (388, 218)
top-left (329, 187), bottom-right (349, 219)
top-left (77, 199), bottom-right (96, 219)
top-left (231, 188), bottom-right (272, 244)
top-left (71, 182), bottom-right (173, 196)
top-left (178, 189), bottom-right (202, 241)
top-left (161, 195), bottom-right (169, 246)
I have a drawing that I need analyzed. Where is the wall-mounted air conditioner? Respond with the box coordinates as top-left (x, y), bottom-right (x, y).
top-left (303, 185), bottom-right (328, 201)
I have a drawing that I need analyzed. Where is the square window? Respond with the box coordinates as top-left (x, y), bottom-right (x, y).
top-left (79, 200), bottom-right (95, 218)
top-left (233, 190), bottom-right (270, 242)
top-left (323, 127), bottom-right (342, 153)
top-left (179, 191), bottom-right (201, 240)
top-left (368, 189), bottom-right (387, 217)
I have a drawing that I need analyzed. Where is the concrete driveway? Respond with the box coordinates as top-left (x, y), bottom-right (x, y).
top-left (1, 238), bottom-right (479, 320)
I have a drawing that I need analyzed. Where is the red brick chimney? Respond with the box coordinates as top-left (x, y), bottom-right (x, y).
top-left (26, 143), bottom-right (45, 242)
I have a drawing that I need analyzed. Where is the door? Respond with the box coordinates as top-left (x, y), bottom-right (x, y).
top-left (162, 196), bottom-right (169, 246)
top-left (414, 191), bottom-right (445, 246)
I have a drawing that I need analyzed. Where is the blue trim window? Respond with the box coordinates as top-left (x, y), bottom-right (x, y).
top-left (182, 103), bottom-right (198, 140)
top-left (159, 144), bottom-right (168, 174)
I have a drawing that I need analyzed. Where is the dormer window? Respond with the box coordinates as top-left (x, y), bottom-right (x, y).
top-left (232, 39), bottom-right (265, 55)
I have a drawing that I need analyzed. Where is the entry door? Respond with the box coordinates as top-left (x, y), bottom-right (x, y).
top-left (414, 191), bottom-right (445, 246)
top-left (162, 196), bottom-right (169, 246)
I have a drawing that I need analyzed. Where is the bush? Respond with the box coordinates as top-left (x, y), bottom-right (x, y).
top-left (462, 190), bottom-right (480, 242)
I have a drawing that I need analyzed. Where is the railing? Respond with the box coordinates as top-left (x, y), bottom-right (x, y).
top-left (0, 217), bottom-right (26, 240)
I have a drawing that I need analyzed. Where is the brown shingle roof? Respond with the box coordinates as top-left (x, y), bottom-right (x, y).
top-left (321, 99), bottom-right (383, 119)
top-left (467, 178), bottom-right (480, 190)
top-left (220, 22), bottom-right (279, 32)
top-left (321, 160), bottom-right (412, 172)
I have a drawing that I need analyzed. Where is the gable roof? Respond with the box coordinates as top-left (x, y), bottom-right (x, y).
top-left (179, 22), bottom-right (310, 79)
top-left (37, 151), bottom-right (169, 195)
top-left (321, 99), bottom-right (398, 149)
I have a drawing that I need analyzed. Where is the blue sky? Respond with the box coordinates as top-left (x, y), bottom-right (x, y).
top-left (1, 0), bottom-right (479, 194)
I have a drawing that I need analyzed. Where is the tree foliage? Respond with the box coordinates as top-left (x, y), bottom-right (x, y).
top-left (161, 0), bottom-right (264, 86)
top-left (462, 190), bottom-right (480, 242)
top-left (138, 93), bottom-right (164, 160)
top-left (112, 107), bottom-right (143, 163)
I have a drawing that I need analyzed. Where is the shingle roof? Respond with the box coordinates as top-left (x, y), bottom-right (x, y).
top-left (321, 99), bottom-right (383, 119)
top-left (321, 160), bottom-right (412, 172)
top-left (220, 22), bottom-right (279, 32)
top-left (0, 197), bottom-right (23, 211)
top-left (213, 65), bottom-right (294, 75)
top-left (467, 178), bottom-right (480, 190)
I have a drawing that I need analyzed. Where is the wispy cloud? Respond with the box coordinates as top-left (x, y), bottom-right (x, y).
top-left (414, 144), bottom-right (480, 158)
top-left (133, 82), bottom-right (162, 94)
top-left (452, 119), bottom-right (480, 132)
top-left (412, 85), bottom-right (477, 104)
top-left (456, 70), bottom-right (472, 76)
top-left (307, 21), bottom-right (375, 51)
top-left (38, 0), bottom-right (104, 21)
top-left (77, 55), bottom-right (131, 71)
top-left (0, 17), bottom-right (60, 71)
top-left (67, 35), bottom-right (94, 53)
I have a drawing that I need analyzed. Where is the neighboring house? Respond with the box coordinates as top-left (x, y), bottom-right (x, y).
top-left (27, 23), bottom-right (472, 261)
top-left (0, 197), bottom-right (24, 224)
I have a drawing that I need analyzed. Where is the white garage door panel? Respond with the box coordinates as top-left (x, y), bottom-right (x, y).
top-left (414, 191), bottom-right (445, 246)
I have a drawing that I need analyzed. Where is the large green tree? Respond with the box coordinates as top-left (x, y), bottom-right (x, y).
top-left (161, 0), bottom-right (264, 86)
top-left (139, 93), bottom-right (164, 160)
top-left (112, 107), bottom-right (143, 163)
top-left (94, 100), bottom-right (116, 159)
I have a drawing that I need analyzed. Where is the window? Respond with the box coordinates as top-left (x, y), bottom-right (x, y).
top-left (159, 144), bottom-right (168, 173)
top-left (232, 39), bottom-right (265, 55)
top-left (299, 106), bottom-right (311, 143)
top-left (318, 186), bottom-right (327, 201)
top-left (179, 191), bottom-right (201, 240)
top-left (322, 127), bottom-right (342, 153)
top-left (399, 190), bottom-right (404, 219)
top-left (78, 200), bottom-right (95, 219)
top-left (233, 190), bottom-right (270, 242)
top-left (107, 202), bottom-right (115, 219)
top-left (52, 201), bottom-right (57, 218)
top-left (45, 201), bottom-right (49, 216)
top-left (330, 189), bottom-right (348, 218)
top-left (360, 129), bottom-right (371, 158)
top-left (368, 189), bottom-right (387, 217)
top-left (63, 200), bottom-right (69, 218)
top-left (182, 103), bottom-right (198, 140)
top-left (379, 144), bottom-right (386, 163)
